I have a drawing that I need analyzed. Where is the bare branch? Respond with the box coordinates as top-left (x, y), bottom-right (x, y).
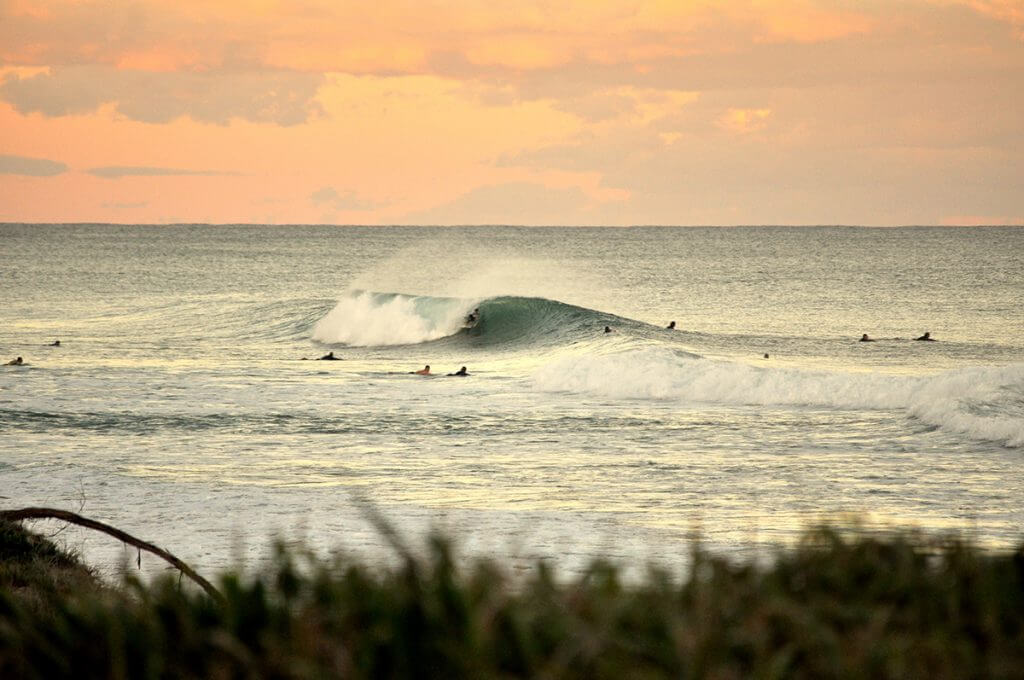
top-left (1, 507), bottom-right (224, 604)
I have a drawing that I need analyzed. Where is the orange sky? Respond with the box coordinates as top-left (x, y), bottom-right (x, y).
top-left (1, 0), bottom-right (1022, 225)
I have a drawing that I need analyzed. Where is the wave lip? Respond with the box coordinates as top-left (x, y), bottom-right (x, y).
top-left (312, 291), bottom-right (475, 347)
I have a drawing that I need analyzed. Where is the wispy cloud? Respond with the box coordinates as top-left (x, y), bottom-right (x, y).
top-left (717, 108), bottom-right (772, 135)
top-left (400, 182), bottom-right (596, 226)
top-left (87, 166), bottom-right (238, 179)
top-left (0, 153), bottom-right (67, 176)
top-left (0, 67), bottom-right (324, 126)
top-left (310, 186), bottom-right (382, 211)
top-left (939, 215), bottom-right (1024, 226)
top-left (102, 200), bottom-right (149, 209)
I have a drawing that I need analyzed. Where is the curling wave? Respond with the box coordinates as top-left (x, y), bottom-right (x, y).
top-left (311, 291), bottom-right (643, 348)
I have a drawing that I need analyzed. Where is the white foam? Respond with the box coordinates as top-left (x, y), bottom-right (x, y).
top-left (311, 291), bottom-right (475, 347)
top-left (532, 348), bottom-right (1024, 447)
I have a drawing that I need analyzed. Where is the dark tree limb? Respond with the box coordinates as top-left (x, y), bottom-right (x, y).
top-left (1, 507), bottom-right (224, 604)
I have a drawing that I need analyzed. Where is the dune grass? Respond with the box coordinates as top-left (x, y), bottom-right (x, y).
top-left (1, 519), bottom-right (1023, 679)
top-left (0, 519), bottom-right (102, 613)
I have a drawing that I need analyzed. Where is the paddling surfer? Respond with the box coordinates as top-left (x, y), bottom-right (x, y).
top-left (411, 365), bottom-right (431, 375)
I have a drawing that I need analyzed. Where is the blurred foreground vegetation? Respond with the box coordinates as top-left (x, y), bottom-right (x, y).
top-left (2, 518), bottom-right (1023, 679)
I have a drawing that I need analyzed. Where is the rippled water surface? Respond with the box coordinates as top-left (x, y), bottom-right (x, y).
top-left (2, 225), bottom-right (1022, 578)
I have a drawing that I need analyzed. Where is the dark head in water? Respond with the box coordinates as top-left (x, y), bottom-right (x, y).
top-left (448, 366), bottom-right (469, 376)
top-left (915, 332), bottom-right (935, 341)
top-left (320, 351), bottom-right (340, 360)
top-left (667, 321), bottom-right (676, 329)
top-left (860, 334), bottom-right (875, 342)
top-left (6, 357), bottom-right (23, 366)
top-left (604, 326), bottom-right (611, 333)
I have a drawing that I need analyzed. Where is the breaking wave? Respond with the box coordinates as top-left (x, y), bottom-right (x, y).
top-left (311, 291), bottom-right (640, 348)
top-left (532, 348), bottom-right (1024, 447)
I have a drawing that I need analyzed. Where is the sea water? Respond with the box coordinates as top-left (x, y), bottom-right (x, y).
top-left (1, 224), bottom-right (1022, 579)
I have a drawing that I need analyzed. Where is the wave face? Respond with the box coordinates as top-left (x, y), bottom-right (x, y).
top-left (311, 291), bottom-right (628, 348)
top-left (532, 348), bottom-right (1024, 447)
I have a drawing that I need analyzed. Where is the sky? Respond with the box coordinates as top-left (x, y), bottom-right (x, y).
top-left (1, 0), bottom-right (1022, 226)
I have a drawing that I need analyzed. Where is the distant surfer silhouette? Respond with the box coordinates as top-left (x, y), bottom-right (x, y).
top-left (5, 357), bottom-right (23, 366)
top-left (915, 332), bottom-right (935, 341)
top-left (667, 321), bottom-right (676, 329)
top-left (448, 366), bottom-right (469, 376)
top-left (50, 340), bottom-right (60, 346)
top-left (859, 334), bottom-right (875, 342)
top-left (466, 308), bottom-right (479, 325)
top-left (411, 365), bottom-right (431, 375)
top-left (319, 351), bottom-right (341, 360)
top-left (604, 326), bottom-right (611, 334)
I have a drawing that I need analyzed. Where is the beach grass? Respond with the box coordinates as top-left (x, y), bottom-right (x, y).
top-left (1, 519), bottom-right (1023, 679)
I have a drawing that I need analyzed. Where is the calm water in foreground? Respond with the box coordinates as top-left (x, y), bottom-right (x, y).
top-left (2, 224), bottom-right (1023, 578)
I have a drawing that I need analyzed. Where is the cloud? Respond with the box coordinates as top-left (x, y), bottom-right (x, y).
top-left (1, 1), bottom-right (1022, 225)
top-left (0, 66), bottom-right (325, 125)
top-left (399, 182), bottom-right (596, 225)
top-left (0, 1), bottom-right (872, 75)
top-left (496, 73), bottom-right (1024, 226)
top-left (0, 153), bottom-right (67, 176)
top-left (717, 108), bottom-right (772, 134)
top-left (939, 215), bottom-right (1024, 226)
top-left (102, 200), bottom-right (149, 209)
top-left (87, 166), bottom-right (238, 179)
top-left (310, 186), bottom-right (381, 211)
top-left (953, 0), bottom-right (1024, 38)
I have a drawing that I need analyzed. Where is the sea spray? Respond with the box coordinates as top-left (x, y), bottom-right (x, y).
top-left (312, 291), bottom-right (475, 347)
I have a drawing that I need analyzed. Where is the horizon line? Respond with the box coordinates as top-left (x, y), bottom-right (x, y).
top-left (3, 222), bottom-right (1022, 229)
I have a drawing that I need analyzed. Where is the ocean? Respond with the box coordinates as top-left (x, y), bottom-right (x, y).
top-left (2, 224), bottom-right (1023, 579)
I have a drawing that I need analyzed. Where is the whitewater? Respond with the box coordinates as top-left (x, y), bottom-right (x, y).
top-left (1, 224), bottom-right (1022, 579)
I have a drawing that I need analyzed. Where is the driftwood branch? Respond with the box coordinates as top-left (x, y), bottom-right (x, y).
top-left (1, 507), bottom-right (224, 604)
